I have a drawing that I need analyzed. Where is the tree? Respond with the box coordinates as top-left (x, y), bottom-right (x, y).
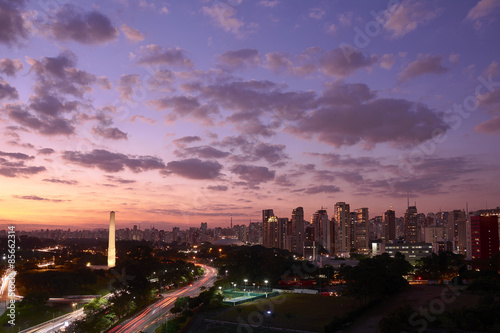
top-left (415, 251), bottom-right (465, 280)
top-left (21, 290), bottom-right (49, 308)
top-left (339, 254), bottom-right (411, 305)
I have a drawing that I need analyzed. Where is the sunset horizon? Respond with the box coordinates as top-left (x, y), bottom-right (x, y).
top-left (1, 0), bottom-right (499, 230)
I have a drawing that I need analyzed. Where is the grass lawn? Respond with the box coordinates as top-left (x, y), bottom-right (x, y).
top-left (344, 285), bottom-right (473, 333)
top-left (213, 293), bottom-right (358, 332)
top-left (0, 304), bottom-right (71, 333)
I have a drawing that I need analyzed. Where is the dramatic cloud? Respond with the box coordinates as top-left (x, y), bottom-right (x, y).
top-left (0, 79), bottom-right (18, 100)
top-left (116, 74), bottom-right (141, 102)
top-left (319, 46), bottom-right (378, 77)
top-left (0, 59), bottom-right (23, 76)
top-left (29, 95), bottom-right (78, 117)
top-left (12, 195), bottom-right (66, 202)
top-left (27, 51), bottom-right (96, 98)
top-left (381, 0), bottom-right (442, 38)
top-left (137, 45), bottom-right (194, 68)
top-left (148, 95), bottom-right (219, 125)
top-left (47, 5), bottom-right (118, 44)
top-left (176, 146), bottom-right (230, 159)
top-left (311, 152), bottom-right (379, 168)
top-left (97, 76), bottom-right (112, 90)
top-left (309, 8), bottom-right (326, 20)
top-left (92, 126), bottom-right (128, 140)
top-left (0, 1), bottom-right (28, 46)
top-left (398, 54), bottom-right (449, 82)
top-left (38, 148), bottom-right (55, 155)
top-left (230, 164), bottom-right (275, 185)
top-left (253, 143), bottom-right (288, 164)
top-left (202, 4), bottom-right (244, 36)
top-left (287, 82), bottom-right (449, 148)
top-left (62, 149), bottom-right (165, 173)
top-left (477, 87), bottom-right (500, 114)
top-left (369, 156), bottom-right (480, 196)
top-left (304, 185), bottom-right (341, 194)
top-left (465, 0), bottom-right (500, 29)
top-left (265, 49), bottom-right (318, 76)
top-left (120, 24), bottom-right (145, 42)
top-left (198, 79), bottom-right (316, 127)
top-left (258, 1), bottom-right (279, 8)
top-left (207, 185), bottom-right (228, 191)
top-left (0, 154), bottom-right (46, 178)
top-left (475, 116), bottom-right (500, 135)
top-left (380, 54), bottom-right (396, 69)
top-left (147, 70), bottom-right (175, 91)
top-left (105, 175), bottom-right (136, 184)
top-left (6, 103), bottom-right (75, 136)
top-left (165, 158), bottom-right (222, 179)
top-left (173, 136), bottom-right (202, 147)
top-left (217, 49), bottom-right (261, 71)
top-left (0, 151), bottom-right (33, 160)
top-left (43, 178), bottom-right (78, 185)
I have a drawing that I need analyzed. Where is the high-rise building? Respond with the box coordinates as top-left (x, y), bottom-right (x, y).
top-left (264, 215), bottom-right (279, 248)
top-left (448, 210), bottom-right (467, 255)
top-left (200, 222), bottom-right (208, 232)
top-left (405, 206), bottom-right (418, 243)
top-left (334, 202), bottom-right (350, 255)
top-left (262, 209), bottom-right (274, 248)
top-left (355, 208), bottom-right (369, 251)
top-left (108, 211), bottom-right (116, 268)
top-left (311, 209), bottom-right (332, 253)
top-left (471, 215), bottom-right (499, 260)
top-left (384, 209), bottom-right (396, 241)
top-left (349, 211), bottom-right (356, 250)
top-left (248, 222), bottom-right (262, 244)
top-left (277, 217), bottom-right (289, 250)
top-left (291, 207), bottom-right (305, 255)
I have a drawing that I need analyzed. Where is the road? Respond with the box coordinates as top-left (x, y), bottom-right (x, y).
top-left (18, 265), bottom-right (216, 333)
top-left (108, 265), bottom-right (217, 333)
top-left (19, 308), bottom-right (85, 333)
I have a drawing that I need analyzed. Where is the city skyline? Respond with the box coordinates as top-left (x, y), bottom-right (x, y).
top-left (1, 1), bottom-right (500, 229)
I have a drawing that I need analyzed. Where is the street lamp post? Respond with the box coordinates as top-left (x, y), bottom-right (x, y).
top-left (243, 279), bottom-right (248, 292)
top-left (264, 280), bottom-right (268, 296)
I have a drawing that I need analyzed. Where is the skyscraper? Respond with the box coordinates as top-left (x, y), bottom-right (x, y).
top-left (262, 209), bottom-right (274, 248)
top-left (291, 207), bottom-right (305, 255)
top-left (449, 210), bottom-right (467, 255)
top-left (311, 209), bottom-right (332, 253)
top-left (405, 206), bottom-right (418, 243)
top-left (355, 208), bottom-right (369, 251)
top-left (471, 215), bottom-right (499, 260)
top-left (334, 202), bottom-right (350, 255)
top-left (108, 211), bottom-right (116, 268)
top-left (384, 209), bottom-right (396, 241)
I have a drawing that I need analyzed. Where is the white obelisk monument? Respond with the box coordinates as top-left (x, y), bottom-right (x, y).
top-left (108, 211), bottom-right (116, 267)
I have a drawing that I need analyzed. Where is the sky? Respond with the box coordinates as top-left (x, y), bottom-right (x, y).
top-left (1, 0), bottom-right (500, 230)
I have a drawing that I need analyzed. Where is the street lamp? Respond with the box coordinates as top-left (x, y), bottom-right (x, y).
top-left (72, 303), bottom-right (77, 312)
top-left (264, 280), bottom-right (268, 296)
top-left (243, 279), bottom-right (248, 291)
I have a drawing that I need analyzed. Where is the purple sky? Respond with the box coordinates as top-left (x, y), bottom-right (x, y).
top-left (1, 0), bottom-right (499, 230)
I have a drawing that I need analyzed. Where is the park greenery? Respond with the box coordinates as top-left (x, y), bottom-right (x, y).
top-left (157, 286), bottom-right (225, 333)
top-left (63, 243), bottom-right (202, 332)
top-left (338, 252), bottom-right (413, 305)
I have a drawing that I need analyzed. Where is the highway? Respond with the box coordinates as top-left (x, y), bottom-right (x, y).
top-left (18, 265), bottom-right (217, 333)
top-left (19, 308), bottom-right (85, 333)
top-left (108, 265), bottom-right (218, 333)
